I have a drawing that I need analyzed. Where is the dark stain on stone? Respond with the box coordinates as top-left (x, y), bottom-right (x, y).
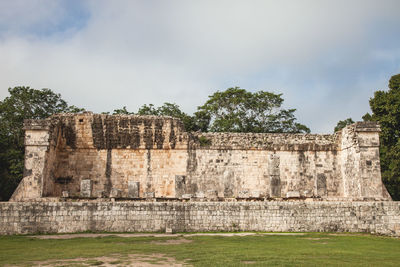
top-left (270, 176), bottom-right (281, 197)
top-left (105, 149), bottom-right (112, 195)
top-left (117, 117), bottom-right (131, 147)
top-left (169, 120), bottom-right (176, 149)
top-left (129, 117), bottom-right (141, 149)
top-left (54, 176), bottom-right (72, 184)
top-left (23, 167), bottom-right (32, 177)
top-left (91, 116), bottom-right (177, 150)
top-left (224, 171), bottom-right (234, 197)
top-left (298, 151), bottom-right (305, 163)
top-left (187, 182), bottom-right (198, 194)
top-left (186, 146), bottom-right (197, 173)
top-left (317, 173), bottom-right (327, 196)
top-left (146, 149), bottom-right (152, 191)
top-left (105, 117), bottom-right (118, 149)
top-left (154, 119), bottom-right (164, 149)
top-left (143, 120), bottom-right (153, 149)
top-left (61, 118), bottom-right (76, 149)
top-left (175, 175), bottom-right (186, 198)
top-left (91, 115), bottom-right (105, 149)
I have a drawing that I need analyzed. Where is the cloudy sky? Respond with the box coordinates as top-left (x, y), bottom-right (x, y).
top-left (1, 0), bottom-right (400, 133)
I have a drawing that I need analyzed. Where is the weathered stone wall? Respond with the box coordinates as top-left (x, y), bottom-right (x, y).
top-left (10, 113), bottom-right (391, 201)
top-left (1, 201), bottom-right (399, 236)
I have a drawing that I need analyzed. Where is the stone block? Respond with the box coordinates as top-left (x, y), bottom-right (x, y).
top-left (62, 191), bottom-right (69, 198)
top-left (316, 174), bottom-right (327, 196)
top-left (195, 192), bottom-right (205, 199)
top-left (251, 191), bottom-right (262, 198)
top-left (206, 190), bottom-right (218, 200)
top-left (80, 179), bottom-right (92, 198)
top-left (270, 176), bottom-right (281, 197)
top-left (175, 175), bottom-right (186, 198)
top-left (182, 194), bottom-right (192, 200)
top-left (96, 190), bottom-right (106, 198)
top-left (238, 190), bottom-right (249, 198)
top-left (145, 192), bottom-right (155, 199)
top-left (110, 188), bottom-right (121, 198)
top-left (128, 181), bottom-right (140, 198)
top-left (286, 191), bottom-right (300, 198)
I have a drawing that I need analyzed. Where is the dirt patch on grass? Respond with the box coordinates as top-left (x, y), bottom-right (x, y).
top-left (31, 232), bottom-right (305, 239)
top-left (150, 238), bottom-right (193, 245)
top-left (10, 254), bottom-right (188, 267)
top-left (303, 237), bottom-right (330, 240)
top-left (241, 260), bottom-right (257, 264)
top-left (328, 233), bottom-right (371, 237)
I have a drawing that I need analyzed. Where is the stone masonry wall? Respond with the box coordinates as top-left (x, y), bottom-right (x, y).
top-left (10, 113), bottom-right (391, 201)
top-left (0, 201), bottom-right (399, 236)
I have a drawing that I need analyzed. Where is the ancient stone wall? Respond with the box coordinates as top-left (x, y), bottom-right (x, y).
top-left (10, 113), bottom-right (391, 201)
top-left (1, 201), bottom-right (399, 236)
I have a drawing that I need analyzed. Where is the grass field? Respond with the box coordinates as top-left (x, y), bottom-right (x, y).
top-left (0, 232), bottom-right (399, 266)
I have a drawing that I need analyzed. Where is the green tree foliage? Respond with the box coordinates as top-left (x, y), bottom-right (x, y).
top-left (363, 74), bottom-right (400, 200)
top-left (0, 86), bottom-right (83, 201)
top-left (334, 118), bottom-right (355, 132)
top-left (112, 106), bottom-right (133, 115)
top-left (137, 103), bottom-right (202, 131)
top-left (196, 87), bottom-right (310, 133)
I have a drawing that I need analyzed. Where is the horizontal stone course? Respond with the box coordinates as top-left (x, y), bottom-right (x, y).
top-left (0, 201), bottom-right (399, 236)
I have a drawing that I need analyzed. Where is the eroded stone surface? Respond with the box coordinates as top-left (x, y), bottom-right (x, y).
top-left (10, 113), bottom-right (391, 202)
top-left (0, 201), bottom-right (399, 236)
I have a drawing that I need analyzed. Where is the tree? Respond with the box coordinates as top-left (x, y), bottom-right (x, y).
top-left (0, 86), bottom-right (83, 200)
top-left (137, 102), bottom-right (201, 131)
top-left (113, 106), bottom-right (133, 115)
top-left (196, 87), bottom-right (310, 133)
top-left (334, 118), bottom-right (355, 132)
top-left (363, 73), bottom-right (400, 200)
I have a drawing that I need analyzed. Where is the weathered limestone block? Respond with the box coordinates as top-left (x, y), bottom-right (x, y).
top-left (286, 191), bottom-right (300, 198)
top-left (238, 190), bottom-right (250, 198)
top-left (251, 191), bottom-right (262, 198)
top-left (128, 181), bottom-right (140, 198)
top-left (195, 192), bottom-right (205, 199)
top-left (316, 173), bottom-right (327, 197)
top-left (80, 179), bottom-right (92, 198)
top-left (182, 194), bottom-right (192, 199)
top-left (175, 175), bottom-right (186, 198)
top-left (110, 188), bottom-right (121, 198)
top-left (145, 192), bottom-right (155, 199)
top-left (205, 190), bottom-right (218, 200)
top-left (268, 154), bottom-right (281, 198)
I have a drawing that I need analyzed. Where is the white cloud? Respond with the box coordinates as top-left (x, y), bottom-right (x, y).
top-left (1, 0), bottom-right (400, 132)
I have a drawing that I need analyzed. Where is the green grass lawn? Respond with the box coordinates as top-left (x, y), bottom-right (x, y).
top-left (0, 233), bottom-right (399, 266)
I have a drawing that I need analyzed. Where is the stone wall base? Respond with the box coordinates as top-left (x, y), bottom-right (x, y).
top-left (1, 201), bottom-right (399, 236)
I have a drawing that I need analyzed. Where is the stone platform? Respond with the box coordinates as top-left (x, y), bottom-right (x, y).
top-left (1, 201), bottom-right (399, 236)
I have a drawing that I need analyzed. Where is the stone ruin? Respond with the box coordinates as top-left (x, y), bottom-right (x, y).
top-left (11, 113), bottom-right (391, 202)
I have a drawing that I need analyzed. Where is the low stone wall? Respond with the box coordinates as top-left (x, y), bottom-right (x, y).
top-left (1, 201), bottom-right (399, 236)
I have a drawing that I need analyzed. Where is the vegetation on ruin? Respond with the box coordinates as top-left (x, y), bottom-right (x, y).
top-left (0, 86), bottom-right (308, 200)
top-left (198, 136), bottom-right (212, 147)
top-left (0, 233), bottom-right (400, 266)
top-left (363, 74), bottom-right (400, 200)
top-left (336, 74), bottom-right (400, 200)
top-left (334, 118), bottom-right (355, 132)
top-left (196, 87), bottom-right (310, 133)
top-left (0, 87), bottom-right (84, 201)
top-left (1, 74), bottom-right (400, 200)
